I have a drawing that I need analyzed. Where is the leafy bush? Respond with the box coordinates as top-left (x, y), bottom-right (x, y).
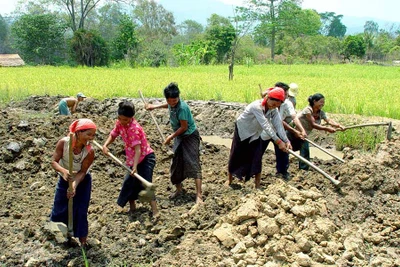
top-left (70, 29), bottom-right (109, 67)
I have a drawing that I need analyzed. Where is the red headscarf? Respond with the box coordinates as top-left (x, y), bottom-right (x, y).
top-left (262, 87), bottom-right (285, 106)
top-left (69, 119), bottom-right (97, 133)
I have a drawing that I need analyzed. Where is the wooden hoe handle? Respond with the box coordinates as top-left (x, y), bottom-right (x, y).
top-left (92, 140), bottom-right (153, 188)
top-left (67, 133), bottom-right (74, 236)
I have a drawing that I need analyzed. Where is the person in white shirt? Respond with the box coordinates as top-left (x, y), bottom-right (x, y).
top-left (227, 87), bottom-right (291, 189)
top-left (261, 82), bottom-right (306, 180)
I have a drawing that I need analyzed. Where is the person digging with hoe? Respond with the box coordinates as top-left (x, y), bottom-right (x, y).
top-left (288, 93), bottom-right (344, 170)
top-left (146, 82), bottom-right (203, 205)
top-left (57, 92), bottom-right (87, 115)
top-left (101, 101), bottom-right (159, 221)
top-left (49, 119), bottom-right (97, 249)
top-left (227, 87), bottom-right (292, 189)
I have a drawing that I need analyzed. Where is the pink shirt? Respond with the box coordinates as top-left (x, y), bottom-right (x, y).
top-left (110, 119), bottom-right (154, 166)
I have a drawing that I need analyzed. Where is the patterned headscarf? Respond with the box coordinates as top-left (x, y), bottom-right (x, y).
top-left (69, 119), bottom-right (97, 133)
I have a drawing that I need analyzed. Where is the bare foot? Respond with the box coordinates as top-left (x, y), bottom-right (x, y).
top-left (128, 208), bottom-right (136, 216)
top-left (152, 212), bottom-right (160, 223)
top-left (224, 180), bottom-right (232, 187)
top-left (169, 190), bottom-right (182, 199)
top-left (196, 196), bottom-right (204, 204)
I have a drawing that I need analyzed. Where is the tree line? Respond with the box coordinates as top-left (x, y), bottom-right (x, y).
top-left (0, 0), bottom-right (399, 70)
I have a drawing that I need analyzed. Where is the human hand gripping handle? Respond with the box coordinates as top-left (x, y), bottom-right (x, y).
top-left (275, 139), bottom-right (289, 152)
top-left (92, 140), bottom-right (153, 188)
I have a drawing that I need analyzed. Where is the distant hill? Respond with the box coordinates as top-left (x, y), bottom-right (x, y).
top-left (342, 16), bottom-right (400, 34)
top-left (158, 0), bottom-right (400, 35)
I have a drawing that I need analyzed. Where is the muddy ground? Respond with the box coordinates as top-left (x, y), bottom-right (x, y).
top-left (0, 95), bottom-right (399, 267)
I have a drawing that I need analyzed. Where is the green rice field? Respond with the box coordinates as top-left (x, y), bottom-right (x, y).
top-left (1, 64), bottom-right (399, 119)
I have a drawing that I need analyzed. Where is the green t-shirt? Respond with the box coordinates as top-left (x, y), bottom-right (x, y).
top-left (168, 99), bottom-right (196, 136)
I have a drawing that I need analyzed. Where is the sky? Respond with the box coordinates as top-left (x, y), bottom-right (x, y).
top-left (1, 0), bottom-right (399, 23)
top-left (218, 0), bottom-right (400, 22)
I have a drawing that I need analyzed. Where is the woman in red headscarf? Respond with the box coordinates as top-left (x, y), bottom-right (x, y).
top-left (226, 87), bottom-right (292, 189)
top-left (50, 119), bottom-right (97, 248)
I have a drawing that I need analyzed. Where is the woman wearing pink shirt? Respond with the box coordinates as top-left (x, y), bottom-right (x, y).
top-left (101, 101), bottom-right (159, 220)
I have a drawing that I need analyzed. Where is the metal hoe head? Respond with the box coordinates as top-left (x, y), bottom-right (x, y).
top-left (138, 185), bottom-right (156, 203)
top-left (387, 122), bottom-right (393, 140)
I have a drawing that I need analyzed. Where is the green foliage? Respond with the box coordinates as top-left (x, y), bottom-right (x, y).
top-left (342, 35), bottom-right (366, 60)
top-left (133, 0), bottom-right (177, 45)
top-left (111, 14), bottom-right (139, 63)
top-left (176, 20), bottom-right (204, 44)
top-left (11, 13), bottom-right (67, 65)
top-left (335, 127), bottom-right (386, 151)
top-left (234, 35), bottom-right (258, 63)
top-left (205, 14), bottom-right (236, 63)
top-left (69, 29), bottom-right (110, 67)
top-left (0, 15), bottom-right (12, 53)
top-left (279, 2), bottom-right (321, 38)
top-left (172, 40), bottom-right (216, 66)
top-left (137, 40), bottom-right (168, 67)
top-left (319, 12), bottom-right (346, 38)
top-left (364, 20), bottom-right (379, 59)
top-left (242, 0), bottom-right (304, 59)
top-left (81, 247), bottom-right (89, 267)
top-left (1, 65), bottom-right (400, 121)
top-left (97, 3), bottom-right (126, 43)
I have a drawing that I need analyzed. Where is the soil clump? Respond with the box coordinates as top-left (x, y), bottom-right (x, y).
top-left (0, 96), bottom-right (399, 267)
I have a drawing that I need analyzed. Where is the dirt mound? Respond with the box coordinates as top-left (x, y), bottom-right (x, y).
top-left (1, 96), bottom-right (399, 266)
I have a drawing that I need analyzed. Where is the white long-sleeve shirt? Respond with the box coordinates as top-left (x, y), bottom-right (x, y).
top-left (236, 99), bottom-right (288, 143)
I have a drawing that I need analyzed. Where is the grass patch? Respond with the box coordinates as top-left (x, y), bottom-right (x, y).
top-left (335, 127), bottom-right (387, 151)
top-left (1, 64), bottom-right (399, 119)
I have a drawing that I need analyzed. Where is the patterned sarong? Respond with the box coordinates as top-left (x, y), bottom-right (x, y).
top-left (170, 129), bottom-right (202, 184)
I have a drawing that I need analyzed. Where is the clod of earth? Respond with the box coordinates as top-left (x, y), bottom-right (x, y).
top-left (0, 96), bottom-right (399, 267)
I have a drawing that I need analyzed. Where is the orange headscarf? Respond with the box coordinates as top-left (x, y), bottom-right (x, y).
top-left (68, 119), bottom-right (96, 150)
top-left (69, 119), bottom-right (97, 133)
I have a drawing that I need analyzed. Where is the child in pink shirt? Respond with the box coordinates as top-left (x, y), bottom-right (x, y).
top-left (101, 101), bottom-right (159, 220)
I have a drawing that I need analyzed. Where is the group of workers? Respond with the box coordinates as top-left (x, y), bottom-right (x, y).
top-left (227, 82), bottom-right (344, 188)
top-left (51, 83), bottom-right (202, 249)
top-left (50, 81), bottom-right (344, 249)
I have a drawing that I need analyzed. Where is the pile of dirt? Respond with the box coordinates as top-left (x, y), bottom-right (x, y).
top-left (0, 96), bottom-right (399, 267)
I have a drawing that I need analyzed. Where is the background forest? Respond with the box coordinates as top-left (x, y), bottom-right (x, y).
top-left (1, 0), bottom-right (400, 70)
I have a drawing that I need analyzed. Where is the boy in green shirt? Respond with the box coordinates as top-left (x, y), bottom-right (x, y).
top-left (146, 82), bottom-right (203, 205)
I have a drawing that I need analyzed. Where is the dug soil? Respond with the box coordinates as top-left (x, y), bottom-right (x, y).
top-left (1, 96), bottom-right (399, 267)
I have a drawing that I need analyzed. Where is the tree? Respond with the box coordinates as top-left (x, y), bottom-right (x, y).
top-left (364, 20), bottom-right (379, 60)
top-left (172, 40), bottom-right (215, 66)
top-left (205, 14), bottom-right (236, 64)
top-left (97, 3), bottom-right (126, 43)
top-left (62, 0), bottom-right (102, 31)
top-left (133, 0), bottom-right (177, 45)
top-left (342, 35), bottom-right (366, 61)
top-left (374, 29), bottom-right (396, 60)
top-left (136, 39), bottom-right (168, 67)
top-left (11, 14), bottom-right (67, 64)
top-left (176, 20), bottom-right (204, 44)
top-left (111, 14), bottom-right (139, 62)
top-left (319, 12), bottom-right (346, 38)
top-left (240, 0), bottom-right (302, 60)
top-left (0, 15), bottom-right (12, 53)
top-left (227, 7), bottom-right (254, 80)
top-left (70, 29), bottom-right (109, 66)
top-left (278, 3), bottom-right (321, 38)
